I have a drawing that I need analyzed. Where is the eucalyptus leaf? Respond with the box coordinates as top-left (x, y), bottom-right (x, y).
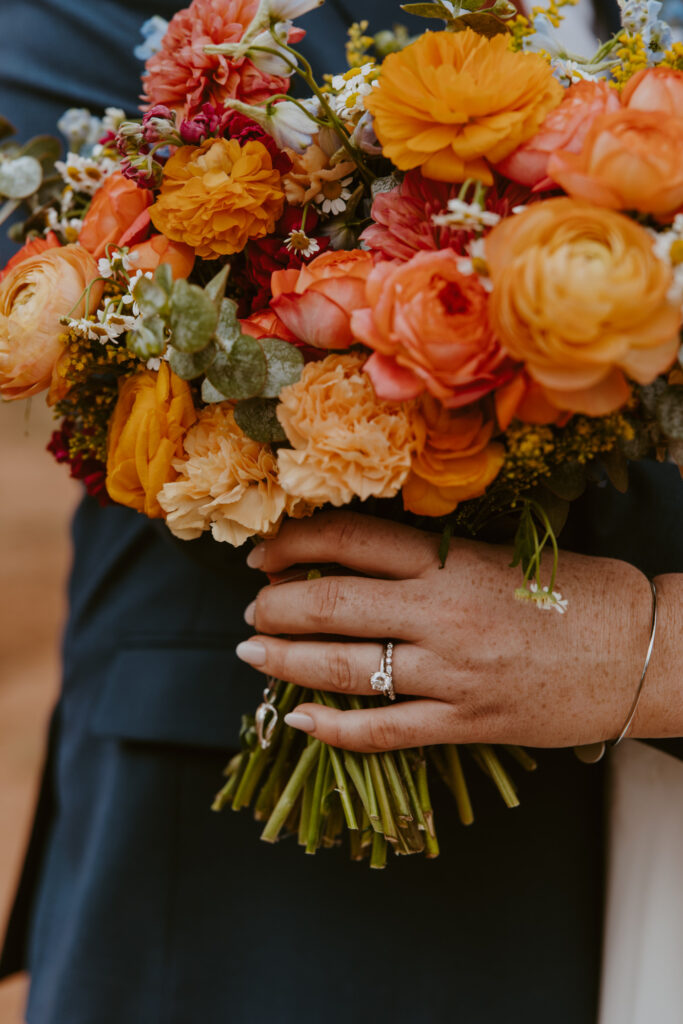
top-left (234, 398), bottom-right (287, 443)
top-left (532, 487), bottom-right (570, 536)
top-left (20, 135), bottom-right (61, 170)
top-left (0, 155), bottom-right (42, 199)
top-left (206, 336), bottom-right (267, 400)
top-left (201, 378), bottom-right (231, 404)
top-left (204, 264), bottom-right (231, 308)
top-left (544, 461), bottom-right (587, 502)
top-left (260, 339), bottom-right (304, 398)
top-left (601, 448), bottom-right (629, 494)
top-left (450, 11), bottom-right (511, 35)
top-left (0, 116), bottom-right (15, 143)
top-left (154, 263), bottom-right (174, 297)
top-left (169, 278), bottom-right (219, 353)
top-left (656, 387), bottom-right (683, 440)
top-left (126, 316), bottom-right (167, 359)
top-left (400, 3), bottom-right (448, 17)
top-left (214, 297), bottom-right (242, 352)
top-left (133, 275), bottom-right (169, 318)
top-left (168, 340), bottom-right (218, 380)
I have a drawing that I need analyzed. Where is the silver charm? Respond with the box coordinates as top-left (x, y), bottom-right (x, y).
top-left (370, 641), bottom-right (396, 701)
top-left (255, 680), bottom-right (279, 749)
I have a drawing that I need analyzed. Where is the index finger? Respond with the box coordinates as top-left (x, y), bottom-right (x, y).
top-left (247, 510), bottom-right (438, 579)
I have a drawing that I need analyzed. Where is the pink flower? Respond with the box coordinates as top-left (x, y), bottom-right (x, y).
top-left (142, 0), bottom-right (290, 117)
top-left (495, 80), bottom-right (620, 191)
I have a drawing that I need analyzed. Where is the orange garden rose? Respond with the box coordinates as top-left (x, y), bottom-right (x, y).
top-left (351, 249), bottom-right (512, 408)
top-left (276, 353), bottom-right (418, 506)
top-left (158, 404), bottom-right (312, 545)
top-left (79, 172), bottom-right (153, 259)
top-left (239, 308), bottom-right (298, 344)
top-left (0, 230), bottom-right (61, 283)
top-left (403, 397), bottom-right (505, 517)
top-left (150, 137), bottom-right (285, 258)
top-left (486, 198), bottom-right (681, 415)
top-left (548, 109), bottom-right (683, 218)
top-left (127, 234), bottom-right (196, 279)
top-left (496, 80), bottom-right (620, 190)
top-left (621, 67), bottom-right (683, 115)
top-left (106, 363), bottom-right (197, 518)
top-left (364, 29), bottom-right (562, 184)
top-left (271, 249), bottom-right (374, 349)
top-left (0, 245), bottom-right (103, 401)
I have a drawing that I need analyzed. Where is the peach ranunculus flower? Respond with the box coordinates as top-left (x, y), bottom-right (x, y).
top-left (364, 29), bottom-right (563, 184)
top-left (158, 403), bottom-right (312, 545)
top-left (0, 245), bottom-right (104, 401)
top-left (495, 80), bottom-right (620, 191)
top-left (127, 234), bottom-right (196, 280)
top-left (270, 249), bottom-right (374, 349)
top-left (276, 352), bottom-right (419, 506)
top-left (352, 249), bottom-right (513, 409)
top-left (142, 0), bottom-right (290, 116)
top-left (486, 198), bottom-right (682, 416)
top-left (403, 396), bottom-right (505, 517)
top-left (150, 137), bottom-right (285, 259)
top-left (106, 363), bottom-right (197, 518)
top-left (547, 109), bottom-right (683, 219)
top-left (621, 67), bottom-right (683, 115)
top-left (79, 172), bottom-right (153, 260)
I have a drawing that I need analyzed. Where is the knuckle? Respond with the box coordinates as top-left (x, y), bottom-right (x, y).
top-left (367, 716), bottom-right (402, 752)
top-left (310, 577), bottom-right (344, 630)
top-left (329, 510), bottom-right (363, 553)
top-left (326, 647), bottom-right (355, 693)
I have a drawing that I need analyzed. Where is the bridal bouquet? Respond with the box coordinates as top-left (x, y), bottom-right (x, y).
top-left (2, 0), bottom-right (682, 864)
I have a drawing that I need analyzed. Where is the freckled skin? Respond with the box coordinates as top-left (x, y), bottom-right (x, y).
top-left (239, 510), bottom-right (681, 754)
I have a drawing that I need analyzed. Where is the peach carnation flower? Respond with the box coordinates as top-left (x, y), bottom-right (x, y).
top-left (403, 397), bottom-right (505, 517)
top-left (281, 142), bottom-right (357, 208)
top-left (158, 404), bottom-right (311, 545)
top-left (276, 353), bottom-right (418, 506)
top-left (142, 0), bottom-right (289, 116)
top-left (365, 29), bottom-right (562, 184)
top-left (486, 198), bottom-right (681, 416)
top-left (0, 244), bottom-right (103, 401)
top-left (106, 364), bottom-right (197, 518)
top-left (352, 249), bottom-right (512, 409)
top-left (150, 137), bottom-right (285, 258)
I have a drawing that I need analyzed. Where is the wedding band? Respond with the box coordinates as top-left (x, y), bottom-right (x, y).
top-left (370, 641), bottom-right (395, 701)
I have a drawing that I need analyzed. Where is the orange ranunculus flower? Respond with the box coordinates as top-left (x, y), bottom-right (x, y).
top-left (79, 172), bottom-right (153, 260)
top-left (276, 352), bottom-right (419, 506)
top-left (0, 245), bottom-right (103, 401)
top-left (158, 404), bottom-right (313, 545)
top-left (621, 67), bottom-right (683, 115)
top-left (548, 109), bottom-right (683, 219)
top-left (0, 230), bottom-right (61, 283)
top-left (106, 363), bottom-right (197, 518)
top-left (486, 198), bottom-right (681, 416)
top-left (495, 80), bottom-right (620, 191)
top-left (127, 234), bottom-right (195, 280)
top-left (403, 396), bottom-right (505, 516)
top-left (270, 249), bottom-right (374, 349)
top-left (150, 137), bottom-right (285, 259)
top-left (364, 29), bottom-right (562, 184)
top-left (351, 249), bottom-right (513, 409)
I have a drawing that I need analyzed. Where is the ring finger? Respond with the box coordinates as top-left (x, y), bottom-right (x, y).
top-left (235, 635), bottom-right (437, 699)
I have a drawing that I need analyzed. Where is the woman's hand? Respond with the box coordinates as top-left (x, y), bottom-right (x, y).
top-left (236, 511), bottom-right (680, 753)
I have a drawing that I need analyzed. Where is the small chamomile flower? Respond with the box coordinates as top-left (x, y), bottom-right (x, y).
top-left (285, 230), bottom-right (321, 258)
top-left (432, 199), bottom-right (501, 231)
top-left (314, 175), bottom-right (354, 215)
top-left (515, 581), bottom-right (569, 614)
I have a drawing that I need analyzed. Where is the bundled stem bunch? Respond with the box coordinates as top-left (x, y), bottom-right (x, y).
top-left (213, 682), bottom-right (537, 866)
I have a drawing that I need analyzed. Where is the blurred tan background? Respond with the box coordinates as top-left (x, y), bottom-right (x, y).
top-left (0, 399), bottom-right (78, 1023)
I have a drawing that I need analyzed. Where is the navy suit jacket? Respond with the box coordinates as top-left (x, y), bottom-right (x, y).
top-left (1, 3), bottom-right (681, 1022)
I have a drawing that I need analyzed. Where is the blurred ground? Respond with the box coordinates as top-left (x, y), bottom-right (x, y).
top-left (0, 399), bottom-right (78, 1023)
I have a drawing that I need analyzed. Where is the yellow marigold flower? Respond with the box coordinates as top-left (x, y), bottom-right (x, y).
top-left (276, 353), bottom-right (419, 506)
top-left (364, 29), bottom-right (563, 184)
top-left (158, 404), bottom-right (313, 545)
top-left (106, 364), bottom-right (197, 518)
top-left (150, 137), bottom-right (285, 259)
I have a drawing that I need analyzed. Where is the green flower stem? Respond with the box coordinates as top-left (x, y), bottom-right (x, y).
top-left (211, 751), bottom-right (247, 812)
top-left (316, 693), bottom-right (359, 829)
top-left (231, 682), bottom-right (300, 810)
top-left (398, 749), bottom-right (428, 833)
top-left (343, 750), bottom-right (373, 821)
top-left (298, 766), bottom-right (315, 847)
top-left (504, 745), bottom-right (537, 772)
top-left (370, 831), bottom-right (388, 870)
top-left (381, 751), bottom-right (412, 825)
top-left (363, 754), bottom-right (381, 831)
top-left (369, 753), bottom-right (398, 843)
top-left (446, 745), bottom-right (474, 826)
top-left (253, 722), bottom-right (299, 820)
top-left (416, 755), bottom-right (440, 859)
top-left (261, 738), bottom-right (321, 844)
top-left (306, 743), bottom-right (329, 853)
top-left (475, 744), bottom-right (520, 809)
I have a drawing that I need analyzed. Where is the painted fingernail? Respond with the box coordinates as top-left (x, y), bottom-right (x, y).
top-left (244, 600), bottom-right (256, 625)
top-left (235, 640), bottom-right (266, 666)
top-left (284, 712), bottom-right (316, 734)
top-left (247, 544), bottom-right (265, 569)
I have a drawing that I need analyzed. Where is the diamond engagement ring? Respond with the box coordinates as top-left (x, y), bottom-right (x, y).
top-left (370, 641), bottom-right (396, 701)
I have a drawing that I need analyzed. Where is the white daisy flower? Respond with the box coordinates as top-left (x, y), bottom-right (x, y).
top-left (285, 230), bottom-right (321, 258)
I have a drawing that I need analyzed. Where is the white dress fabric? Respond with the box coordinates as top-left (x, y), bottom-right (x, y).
top-left (599, 742), bottom-right (683, 1024)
